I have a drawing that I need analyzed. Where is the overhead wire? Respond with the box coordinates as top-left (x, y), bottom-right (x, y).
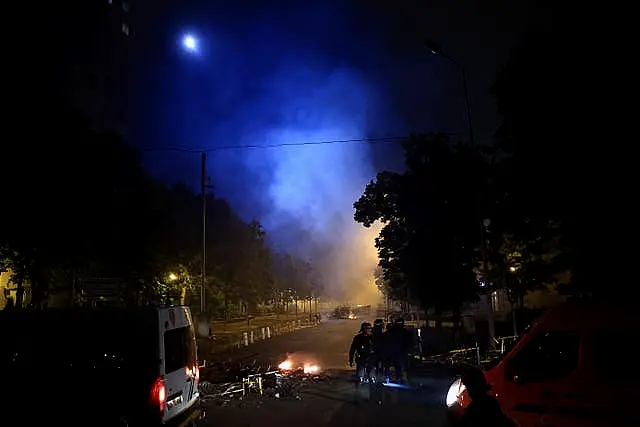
top-left (137, 135), bottom-right (416, 153)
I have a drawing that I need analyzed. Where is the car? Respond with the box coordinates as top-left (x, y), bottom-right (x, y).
top-left (0, 305), bottom-right (205, 426)
top-left (446, 299), bottom-right (639, 427)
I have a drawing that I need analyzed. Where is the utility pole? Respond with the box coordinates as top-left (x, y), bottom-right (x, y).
top-left (201, 152), bottom-right (206, 314)
top-left (480, 220), bottom-right (496, 348)
top-left (458, 61), bottom-right (496, 348)
top-left (456, 63), bottom-right (493, 344)
top-left (460, 66), bottom-right (474, 147)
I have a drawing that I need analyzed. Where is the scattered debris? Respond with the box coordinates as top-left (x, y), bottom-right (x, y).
top-left (198, 361), bottom-right (331, 407)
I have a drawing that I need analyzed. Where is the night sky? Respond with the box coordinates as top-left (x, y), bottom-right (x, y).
top-left (127, 0), bottom-right (535, 302)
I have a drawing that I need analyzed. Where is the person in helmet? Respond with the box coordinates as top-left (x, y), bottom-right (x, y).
top-left (348, 322), bottom-right (376, 397)
top-left (372, 319), bottom-right (388, 382)
top-left (454, 366), bottom-right (518, 427)
top-left (386, 317), bottom-right (413, 382)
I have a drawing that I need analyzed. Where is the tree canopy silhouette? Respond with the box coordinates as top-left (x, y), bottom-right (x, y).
top-left (1, 109), bottom-right (325, 311)
top-left (489, 7), bottom-right (594, 297)
top-left (354, 133), bottom-right (487, 315)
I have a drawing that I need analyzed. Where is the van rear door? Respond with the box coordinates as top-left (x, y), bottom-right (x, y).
top-left (159, 307), bottom-right (199, 423)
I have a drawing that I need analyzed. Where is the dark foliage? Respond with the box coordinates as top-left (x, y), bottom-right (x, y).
top-left (1, 109), bottom-right (322, 310)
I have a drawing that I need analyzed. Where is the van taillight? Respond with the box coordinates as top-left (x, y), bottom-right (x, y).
top-left (151, 377), bottom-right (166, 413)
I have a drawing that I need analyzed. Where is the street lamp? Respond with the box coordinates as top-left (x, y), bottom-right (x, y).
top-left (423, 40), bottom-right (474, 146)
top-left (182, 34), bottom-right (198, 53)
top-left (425, 39), bottom-right (493, 346)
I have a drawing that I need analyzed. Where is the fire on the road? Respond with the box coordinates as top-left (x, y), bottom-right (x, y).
top-left (278, 352), bottom-right (321, 374)
top-left (278, 360), bottom-right (293, 370)
top-left (303, 364), bottom-right (320, 374)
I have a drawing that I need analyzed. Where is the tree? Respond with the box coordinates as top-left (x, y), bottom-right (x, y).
top-left (1, 109), bottom-right (156, 307)
top-left (232, 220), bottom-right (274, 312)
top-left (489, 6), bottom-right (602, 298)
top-left (354, 133), bottom-right (486, 320)
top-left (272, 253), bottom-right (323, 314)
top-left (373, 265), bottom-right (403, 301)
top-left (196, 195), bottom-right (277, 317)
top-left (307, 263), bottom-right (324, 300)
top-left (0, 107), bottom-right (322, 313)
top-left (151, 265), bottom-right (195, 305)
top-left (295, 259), bottom-right (320, 313)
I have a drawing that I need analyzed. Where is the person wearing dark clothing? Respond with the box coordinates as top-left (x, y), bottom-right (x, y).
top-left (386, 317), bottom-right (412, 382)
top-left (349, 323), bottom-right (376, 386)
top-left (349, 322), bottom-right (376, 378)
top-left (453, 367), bottom-right (518, 427)
top-left (349, 321), bottom-right (383, 403)
top-left (372, 318), bottom-right (387, 381)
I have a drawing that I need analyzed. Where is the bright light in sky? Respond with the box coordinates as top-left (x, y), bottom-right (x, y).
top-left (182, 34), bottom-right (198, 52)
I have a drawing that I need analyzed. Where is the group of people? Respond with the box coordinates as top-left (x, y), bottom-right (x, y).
top-left (347, 317), bottom-right (518, 425)
top-left (348, 317), bottom-right (414, 385)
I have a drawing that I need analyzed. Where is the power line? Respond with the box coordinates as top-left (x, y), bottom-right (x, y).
top-left (139, 135), bottom-right (411, 153)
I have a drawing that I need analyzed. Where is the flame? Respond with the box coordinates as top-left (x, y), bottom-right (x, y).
top-left (278, 352), bottom-right (321, 374)
top-left (303, 364), bottom-right (320, 374)
top-left (278, 360), bottom-right (293, 371)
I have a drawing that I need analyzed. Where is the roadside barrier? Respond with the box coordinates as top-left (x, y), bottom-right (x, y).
top-left (198, 317), bottom-right (322, 359)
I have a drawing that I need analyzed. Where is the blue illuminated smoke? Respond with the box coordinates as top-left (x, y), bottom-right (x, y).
top-left (209, 60), bottom-right (384, 303)
top-left (141, 2), bottom-right (407, 303)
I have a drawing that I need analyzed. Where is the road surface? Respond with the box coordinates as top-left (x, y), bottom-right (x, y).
top-left (200, 319), bottom-right (454, 426)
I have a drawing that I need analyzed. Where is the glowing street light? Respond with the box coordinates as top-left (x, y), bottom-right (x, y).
top-left (168, 273), bottom-right (178, 281)
top-left (182, 34), bottom-right (198, 52)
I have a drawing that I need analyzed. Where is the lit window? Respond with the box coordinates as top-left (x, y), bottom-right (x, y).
top-left (121, 23), bottom-right (129, 36)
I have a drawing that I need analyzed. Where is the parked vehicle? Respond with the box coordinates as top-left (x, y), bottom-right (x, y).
top-left (331, 306), bottom-right (352, 319)
top-left (0, 306), bottom-right (204, 426)
top-left (446, 299), bottom-right (639, 427)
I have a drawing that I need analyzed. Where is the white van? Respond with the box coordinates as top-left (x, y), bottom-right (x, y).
top-left (156, 305), bottom-right (202, 425)
top-left (0, 305), bottom-right (204, 426)
top-left (447, 299), bottom-right (639, 427)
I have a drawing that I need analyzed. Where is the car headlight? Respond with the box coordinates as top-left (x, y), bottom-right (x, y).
top-left (446, 378), bottom-right (466, 407)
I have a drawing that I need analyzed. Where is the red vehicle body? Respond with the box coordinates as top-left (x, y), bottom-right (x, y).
top-left (447, 299), bottom-right (639, 427)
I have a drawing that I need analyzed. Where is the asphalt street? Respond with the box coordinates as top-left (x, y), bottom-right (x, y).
top-left (200, 319), bottom-right (454, 427)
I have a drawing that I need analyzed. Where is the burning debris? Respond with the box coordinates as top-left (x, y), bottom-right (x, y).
top-left (277, 360), bottom-right (292, 370)
top-left (199, 353), bottom-right (330, 407)
top-left (277, 356), bottom-right (320, 375)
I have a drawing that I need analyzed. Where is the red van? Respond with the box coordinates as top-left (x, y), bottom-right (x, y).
top-left (447, 299), bottom-right (639, 427)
